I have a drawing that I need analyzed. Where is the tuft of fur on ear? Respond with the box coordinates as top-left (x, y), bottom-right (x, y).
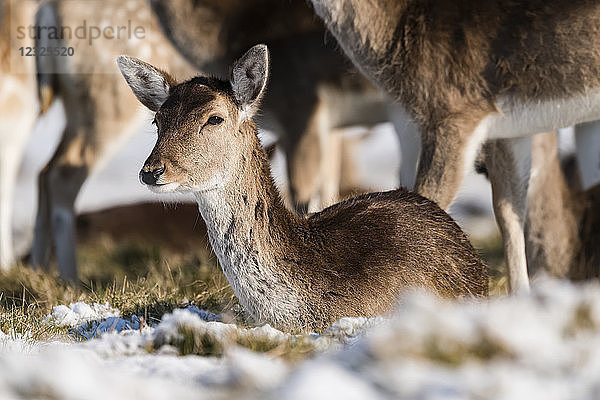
top-left (117, 55), bottom-right (176, 112)
top-left (231, 44), bottom-right (269, 121)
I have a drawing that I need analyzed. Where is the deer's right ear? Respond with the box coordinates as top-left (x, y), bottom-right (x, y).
top-left (231, 44), bottom-right (269, 121)
top-left (117, 55), bottom-right (175, 112)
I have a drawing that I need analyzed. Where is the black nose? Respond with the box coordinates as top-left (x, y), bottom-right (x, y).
top-left (140, 165), bottom-right (165, 185)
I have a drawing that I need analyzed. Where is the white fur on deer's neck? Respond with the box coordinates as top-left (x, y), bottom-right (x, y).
top-left (193, 176), bottom-right (301, 329)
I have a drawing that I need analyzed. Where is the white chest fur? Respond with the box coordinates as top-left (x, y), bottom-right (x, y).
top-left (194, 190), bottom-right (301, 327)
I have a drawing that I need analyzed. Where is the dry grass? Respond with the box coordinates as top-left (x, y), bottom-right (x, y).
top-left (151, 317), bottom-right (319, 362)
top-left (0, 237), bottom-right (237, 341)
top-left (0, 223), bottom-right (507, 345)
top-left (472, 233), bottom-right (509, 296)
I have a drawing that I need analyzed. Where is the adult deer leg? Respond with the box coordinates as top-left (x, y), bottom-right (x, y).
top-left (525, 132), bottom-right (580, 278)
top-left (31, 163), bottom-right (53, 269)
top-left (31, 129), bottom-right (74, 271)
top-left (485, 136), bottom-right (532, 292)
top-left (0, 142), bottom-right (24, 269)
top-left (284, 98), bottom-right (331, 214)
top-left (574, 120), bottom-right (600, 190)
top-left (414, 118), bottom-right (488, 210)
top-left (32, 126), bottom-right (90, 280)
top-left (388, 105), bottom-right (420, 190)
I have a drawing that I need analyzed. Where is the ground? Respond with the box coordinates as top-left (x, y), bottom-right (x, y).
top-left (2, 250), bottom-right (599, 399)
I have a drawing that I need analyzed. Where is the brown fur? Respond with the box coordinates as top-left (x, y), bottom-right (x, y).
top-left (311, 0), bottom-right (600, 292)
top-left (571, 184), bottom-right (600, 280)
top-left (121, 50), bottom-right (488, 332)
top-left (225, 133), bottom-right (489, 331)
top-left (312, 0), bottom-right (600, 117)
top-left (525, 132), bottom-right (600, 280)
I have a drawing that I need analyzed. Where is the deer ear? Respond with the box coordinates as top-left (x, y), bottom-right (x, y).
top-left (231, 44), bottom-right (269, 120)
top-left (117, 55), bottom-right (175, 112)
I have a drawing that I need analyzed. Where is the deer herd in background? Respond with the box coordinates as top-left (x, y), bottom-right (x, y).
top-left (0, 0), bottom-right (599, 307)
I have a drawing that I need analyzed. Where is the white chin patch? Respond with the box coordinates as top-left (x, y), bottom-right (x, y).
top-left (147, 182), bottom-right (181, 193)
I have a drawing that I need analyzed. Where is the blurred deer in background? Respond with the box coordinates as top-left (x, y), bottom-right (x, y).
top-left (148, 0), bottom-right (420, 213)
top-left (311, 0), bottom-right (600, 292)
top-left (30, 0), bottom-right (195, 280)
top-left (31, 0), bottom-right (416, 279)
top-left (524, 131), bottom-right (600, 280)
top-left (0, 0), bottom-right (38, 270)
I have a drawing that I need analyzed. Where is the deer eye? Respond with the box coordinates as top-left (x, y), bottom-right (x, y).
top-left (207, 116), bottom-right (224, 126)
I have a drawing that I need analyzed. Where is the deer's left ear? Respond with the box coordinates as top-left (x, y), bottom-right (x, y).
top-left (230, 44), bottom-right (269, 121)
top-left (117, 55), bottom-right (176, 112)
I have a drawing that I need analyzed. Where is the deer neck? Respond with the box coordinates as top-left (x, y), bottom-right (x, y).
top-left (193, 121), bottom-right (304, 328)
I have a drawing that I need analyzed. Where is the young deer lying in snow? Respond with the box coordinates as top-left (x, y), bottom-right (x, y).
top-left (118, 45), bottom-right (488, 332)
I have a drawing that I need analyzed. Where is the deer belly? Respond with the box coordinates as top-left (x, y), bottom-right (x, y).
top-left (487, 92), bottom-right (600, 139)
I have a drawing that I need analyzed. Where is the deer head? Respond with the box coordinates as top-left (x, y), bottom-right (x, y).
top-left (117, 44), bottom-right (269, 193)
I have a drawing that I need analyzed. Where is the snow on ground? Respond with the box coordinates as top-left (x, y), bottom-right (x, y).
top-left (46, 302), bottom-right (121, 328)
top-left (2, 277), bottom-right (600, 399)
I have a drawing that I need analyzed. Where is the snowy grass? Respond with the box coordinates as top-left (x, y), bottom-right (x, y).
top-left (0, 300), bottom-right (69, 343)
top-left (0, 229), bottom-right (534, 399)
top-left (0, 237), bottom-right (377, 365)
top-left (150, 310), bottom-right (321, 361)
top-left (2, 277), bottom-right (600, 399)
top-left (0, 231), bottom-right (507, 343)
top-left (0, 238), bottom-right (237, 343)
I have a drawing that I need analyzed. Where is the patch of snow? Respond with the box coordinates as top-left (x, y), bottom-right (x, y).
top-left (325, 316), bottom-right (384, 345)
top-left (0, 331), bottom-right (64, 354)
top-left (153, 309), bottom-right (235, 346)
top-left (45, 302), bottom-right (120, 328)
top-left (152, 309), bottom-right (291, 352)
top-left (94, 315), bottom-right (141, 334)
top-left (0, 346), bottom-right (209, 400)
top-left (277, 277), bottom-right (600, 399)
top-left (44, 302), bottom-right (134, 339)
top-left (225, 347), bottom-right (289, 390)
top-left (4, 279), bottom-right (600, 399)
top-left (82, 330), bottom-right (149, 358)
top-left (276, 360), bottom-right (383, 400)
